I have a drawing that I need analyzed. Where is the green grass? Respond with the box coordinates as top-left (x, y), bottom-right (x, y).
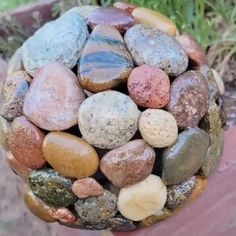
top-left (0, 0), bottom-right (36, 12)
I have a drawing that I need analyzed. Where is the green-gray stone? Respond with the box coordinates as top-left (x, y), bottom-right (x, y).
top-left (162, 128), bottom-right (210, 185)
top-left (75, 190), bottom-right (118, 223)
top-left (28, 169), bottom-right (77, 207)
top-left (0, 116), bottom-right (10, 149)
top-left (200, 99), bottom-right (224, 177)
top-left (166, 176), bottom-right (197, 210)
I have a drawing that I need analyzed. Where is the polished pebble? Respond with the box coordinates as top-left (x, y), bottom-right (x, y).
top-left (162, 128), bottom-right (210, 185)
top-left (167, 70), bottom-right (209, 129)
top-left (72, 177), bottom-right (104, 198)
top-left (0, 71), bottom-right (31, 121)
top-left (43, 132), bottom-right (99, 179)
top-left (212, 69), bottom-right (225, 95)
top-left (6, 152), bottom-right (32, 181)
top-left (176, 34), bottom-right (208, 65)
top-left (67, 5), bottom-right (100, 20)
top-left (23, 62), bottom-right (85, 131)
top-left (100, 139), bottom-right (156, 188)
top-left (75, 190), bottom-right (118, 223)
top-left (7, 47), bottom-right (25, 76)
top-left (49, 208), bottom-right (76, 224)
top-left (128, 65), bottom-right (170, 108)
top-left (22, 10), bottom-right (88, 76)
top-left (8, 116), bottom-right (46, 169)
top-left (132, 7), bottom-right (177, 36)
top-left (24, 190), bottom-right (56, 222)
top-left (78, 91), bottom-right (140, 149)
top-left (189, 176), bottom-right (208, 200)
top-left (139, 109), bottom-right (178, 148)
top-left (124, 24), bottom-right (188, 76)
top-left (114, 2), bottom-right (137, 14)
top-left (79, 25), bottom-right (134, 92)
top-left (0, 116), bottom-right (10, 149)
top-left (118, 175), bottom-right (167, 221)
top-left (87, 7), bottom-right (135, 33)
top-left (28, 169), bottom-right (77, 207)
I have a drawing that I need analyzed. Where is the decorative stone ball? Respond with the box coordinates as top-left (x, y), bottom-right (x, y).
top-left (1, 2), bottom-right (225, 232)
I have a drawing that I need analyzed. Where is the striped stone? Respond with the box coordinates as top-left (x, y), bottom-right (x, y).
top-left (78, 25), bottom-right (134, 92)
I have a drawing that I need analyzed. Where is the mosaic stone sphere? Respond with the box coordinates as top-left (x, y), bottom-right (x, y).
top-left (1, 2), bottom-right (225, 232)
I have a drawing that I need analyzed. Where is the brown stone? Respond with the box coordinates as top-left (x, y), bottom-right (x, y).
top-left (114, 2), bottom-right (137, 14)
top-left (42, 132), bottom-right (99, 179)
top-left (24, 190), bottom-right (56, 223)
top-left (6, 151), bottom-right (32, 181)
top-left (100, 139), bottom-right (155, 188)
top-left (72, 177), bottom-right (104, 198)
top-left (48, 208), bottom-right (76, 224)
top-left (8, 116), bottom-right (46, 169)
top-left (128, 65), bottom-right (170, 108)
top-left (0, 71), bottom-right (31, 121)
top-left (78, 25), bottom-right (134, 92)
top-left (176, 34), bottom-right (208, 65)
top-left (87, 7), bottom-right (135, 33)
top-left (167, 71), bottom-right (209, 129)
top-left (189, 176), bottom-right (208, 200)
top-left (23, 62), bottom-right (85, 131)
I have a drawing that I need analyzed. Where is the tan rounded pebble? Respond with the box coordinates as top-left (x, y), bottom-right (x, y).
top-left (212, 69), bottom-right (225, 95)
top-left (24, 190), bottom-right (56, 223)
top-left (49, 208), bottom-right (77, 224)
top-left (6, 152), bottom-right (32, 181)
top-left (0, 116), bottom-right (10, 149)
top-left (43, 132), bottom-right (99, 179)
top-left (72, 177), bottom-right (104, 198)
top-left (139, 109), bottom-right (178, 148)
top-left (132, 7), bottom-right (177, 36)
top-left (118, 175), bottom-right (167, 221)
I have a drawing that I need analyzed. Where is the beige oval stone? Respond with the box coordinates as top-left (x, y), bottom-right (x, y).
top-left (139, 109), bottom-right (178, 148)
top-left (118, 175), bottom-right (167, 221)
top-left (0, 116), bottom-right (10, 149)
top-left (72, 177), bottom-right (104, 198)
top-left (132, 7), bottom-right (177, 36)
top-left (24, 190), bottom-right (56, 223)
top-left (212, 69), bottom-right (224, 95)
top-left (43, 132), bottom-right (99, 179)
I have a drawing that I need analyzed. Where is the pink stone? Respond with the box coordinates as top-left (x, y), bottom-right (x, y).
top-left (49, 208), bottom-right (76, 224)
top-left (23, 62), bottom-right (85, 131)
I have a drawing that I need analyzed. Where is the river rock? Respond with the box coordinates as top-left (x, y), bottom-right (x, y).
top-left (165, 176), bottom-right (197, 210)
top-left (78, 90), bottom-right (140, 149)
top-left (24, 190), bottom-right (56, 223)
top-left (128, 65), bottom-right (170, 108)
top-left (114, 2), bottom-right (137, 14)
top-left (68, 6), bottom-right (100, 20)
top-left (23, 62), bottom-right (85, 131)
top-left (0, 58), bottom-right (7, 92)
top-left (72, 178), bottom-right (104, 198)
top-left (0, 71), bottom-right (31, 121)
top-left (79, 25), bottom-right (134, 92)
top-left (118, 175), bottom-right (167, 221)
top-left (124, 24), bottom-right (188, 76)
top-left (75, 190), bottom-right (118, 223)
top-left (189, 176), bottom-right (208, 200)
top-left (7, 47), bottom-right (25, 75)
top-left (217, 95), bottom-right (227, 127)
top-left (43, 132), bottom-right (99, 178)
top-left (162, 128), bottom-right (210, 185)
top-left (22, 10), bottom-right (88, 76)
top-left (0, 116), bottom-right (10, 149)
top-left (167, 70), bottom-right (209, 129)
top-left (132, 7), bottom-right (177, 36)
top-left (200, 100), bottom-right (224, 177)
top-left (212, 69), bottom-right (225, 95)
top-left (100, 139), bottom-right (155, 188)
top-left (87, 7), bottom-right (135, 33)
top-left (6, 152), bottom-right (32, 181)
top-left (8, 116), bottom-right (46, 169)
top-left (176, 34), bottom-right (208, 65)
top-left (28, 169), bottom-right (77, 207)
top-left (49, 208), bottom-right (76, 224)
top-left (139, 109), bottom-right (178, 148)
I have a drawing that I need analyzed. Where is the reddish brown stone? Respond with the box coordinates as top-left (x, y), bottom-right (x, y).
top-left (23, 62), bottom-right (85, 131)
top-left (8, 116), bottom-right (46, 169)
top-left (72, 178), bottom-right (104, 198)
top-left (87, 7), bottom-right (135, 33)
top-left (100, 139), bottom-right (156, 188)
top-left (49, 208), bottom-right (76, 224)
top-left (176, 34), bottom-right (208, 65)
top-left (167, 71), bottom-right (209, 129)
top-left (128, 65), bottom-right (170, 108)
top-left (114, 2), bottom-right (137, 14)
